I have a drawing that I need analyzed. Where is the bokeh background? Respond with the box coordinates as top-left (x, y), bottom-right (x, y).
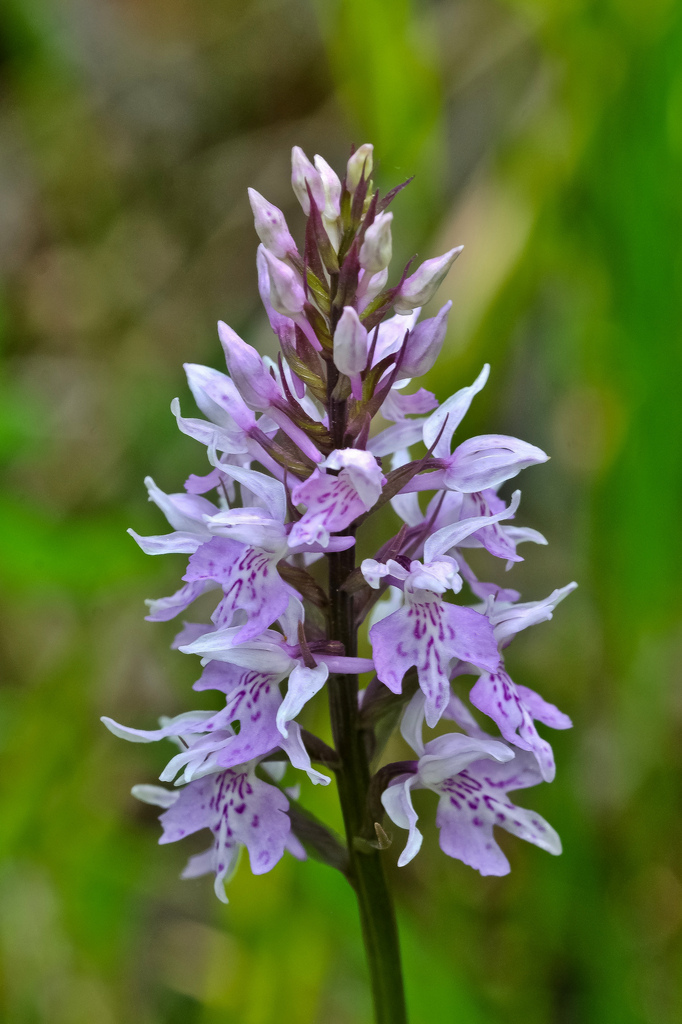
top-left (1, 0), bottom-right (681, 1021)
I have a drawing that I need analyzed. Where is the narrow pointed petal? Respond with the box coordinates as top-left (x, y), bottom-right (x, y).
top-left (423, 364), bottom-right (490, 458)
top-left (276, 662), bottom-right (329, 737)
top-left (424, 490), bottom-right (521, 562)
top-left (445, 435), bottom-right (549, 493)
top-left (491, 582), bottom-right (578, 644)
top-left (128, 528), bottom-right (204, 556)
top-left (381, 776), bottom-right (422, 867)
top-left (131, 784), bottom-right (179, 808)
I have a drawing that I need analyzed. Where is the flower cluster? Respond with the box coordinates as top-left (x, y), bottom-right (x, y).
top-left (104, 144), bottom-right (576, 901)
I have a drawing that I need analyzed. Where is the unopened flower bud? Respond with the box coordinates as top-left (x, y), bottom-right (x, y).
top-left (217, 320), bottom-right (280, 410)
top-left (334, 306), bottom-right (368, 377)
top-left (291, 146), bottom-right (325, 215)
top-left (359, 212), bottom-right (393, 274)
top-left (399, 301), bottom-right (452, 379)
top-left (247, 189), bottom-right (296, 258)
top-left (346, 143), bottom-right (373, 193)
top-left (360, 267), bottom-right (388, 308)
top-left (393, 246), bottom-right (463, 313)
top-left (314, 154), bottom-right (341, 220)
top-left (261, 247), bottom-right (305, 319)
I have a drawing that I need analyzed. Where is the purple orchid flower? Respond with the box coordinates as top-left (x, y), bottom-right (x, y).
top-left (177, 624), bottom-right (372, 736)
top-left (102, 658), bottom-right (331, 786)
top-left (382, 741), bottom-right (562, 876)
top-left (383, 690), bottom-right (562, 874)
top-left (289, 450), bottom-right (386, 548)
top-left (131, 764), bottom-right (304, 902)
top-left (108, 146), bottom-right (576, 1017)
top-left (364, 557), bottom-right (498, 726)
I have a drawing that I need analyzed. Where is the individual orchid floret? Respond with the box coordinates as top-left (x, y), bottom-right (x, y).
top-left (365, 556), bottom-right (499, 726)
top-left (184, 534), bottom-right (293, 641)
top-left (103, 659), bottom-right (330, 785)
top-left (133, 765), bottom-right (303, 902)
top-left (397, 301), bottom-right (452, 379)
top-left (179, 624), bottom-right (372, 741)
top-left (248, 188), bottom-right (297, 259)
top-left (382, 736), bottom-right (561, 875)
top-left (393, 245), bottom-right (463, 313)
top-left (359, 212), bottom-right (393, 274)
top-left (139, 461), bottom-right (339, 634)
top-left (333, 306), bottom-right (368, 396)
top-left (288, 450), bottom-right (386, 548)
top-left (346, 143), bottom-right (373, 193)
top-left (291, 146), bottom-right (326, 215)
top-left (381, 731), bottom-right (512, 865)
top-left (168, 463), bottom-right (356, 635)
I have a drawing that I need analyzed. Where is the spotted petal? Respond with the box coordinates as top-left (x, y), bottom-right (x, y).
top-left (185, 536), bottom-right (292, 642)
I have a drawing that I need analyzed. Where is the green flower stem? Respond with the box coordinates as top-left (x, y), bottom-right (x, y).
top-left (325, 370), bottom-right (409, 1024)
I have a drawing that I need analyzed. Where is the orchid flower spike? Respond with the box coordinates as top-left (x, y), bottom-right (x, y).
top-left (107, 145), bottom-right (575, 1018)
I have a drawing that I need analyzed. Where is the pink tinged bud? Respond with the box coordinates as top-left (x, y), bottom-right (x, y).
top-left (213, 335), bottom-right (323, 465)
top-left (360, 267), bottom-right (388, 309)
top-left (359, 212), bottom-right (393, 274)
top-left (260, 247), bottom-right (305, 319)
top-left (398, 301), bottom-right (452, 379)
top-left (333, 306), bottom-right (368, 392)
top-left (291, 146), bottom-right (325, 215)
top-left (256, 246), bottom-right (294, 339)
top-left (217, 320), bottom-right (281, 410)
top-left (346, 143), bottom-right (373, 193)
top-left (394, 246), bottom-right (463, 313)
top-left (259, 246), bottom-right (322, 352)
top-left (247, 189), bottom-right (296, 259)
top-left (314, 154), bottom-right (341, 220)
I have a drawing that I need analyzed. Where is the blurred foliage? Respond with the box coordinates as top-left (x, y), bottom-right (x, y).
top-left (1, 0), bottom-right (681, 1021)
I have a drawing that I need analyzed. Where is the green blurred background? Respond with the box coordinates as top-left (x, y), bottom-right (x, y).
top-left (1, 0), bottom-right (681, 1020)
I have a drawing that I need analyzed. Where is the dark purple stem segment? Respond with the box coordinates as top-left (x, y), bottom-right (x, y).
top-left (326, 360), bottom-right (409, 1024)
